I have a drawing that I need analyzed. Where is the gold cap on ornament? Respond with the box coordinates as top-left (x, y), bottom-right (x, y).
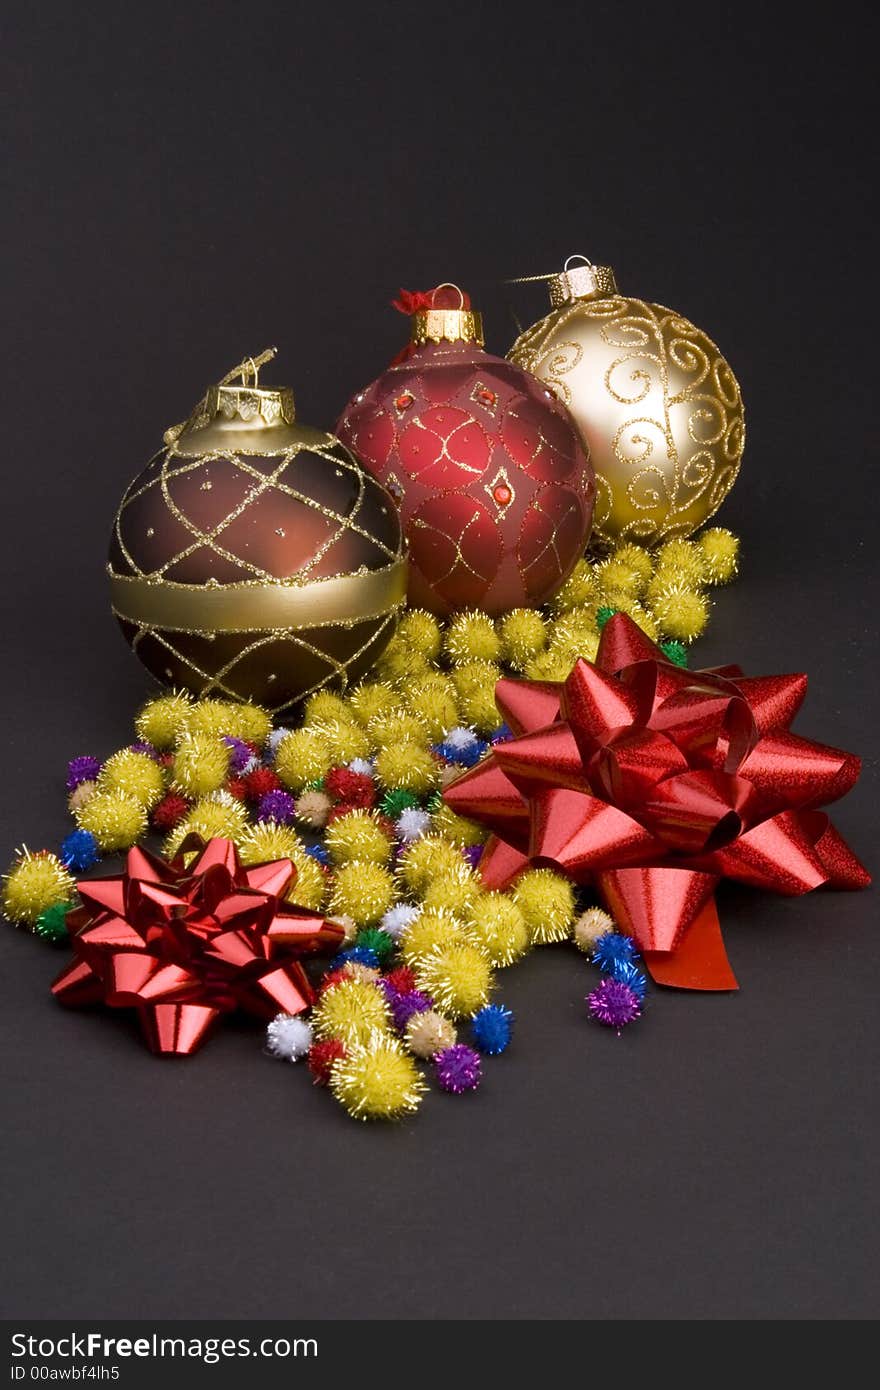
top-left (548, 256), bottom-right (618, 307)
top-left (410, 284), bottom-right (484, 346)
top-left (163, 348), bottom-right (295, 445)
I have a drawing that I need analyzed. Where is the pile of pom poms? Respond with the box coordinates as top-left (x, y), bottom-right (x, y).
top-left (1, 528), bottom-right (738, 1117)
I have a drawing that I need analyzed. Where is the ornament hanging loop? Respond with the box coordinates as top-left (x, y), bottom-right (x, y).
top-left (220, 346), bottom-right (278, 389)
top-left (564, 253), bottom-right (595, 272)
top-left (431, 283), bottom-right (465, 311)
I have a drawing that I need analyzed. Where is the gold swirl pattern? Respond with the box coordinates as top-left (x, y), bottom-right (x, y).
top-left (510, 295), bottom-right (744, 547)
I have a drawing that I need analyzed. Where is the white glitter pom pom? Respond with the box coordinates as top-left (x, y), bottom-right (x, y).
top-left (266, 1013), bottom-right (313, 1061)
top-left (380, 902), bottom-right (421, 939)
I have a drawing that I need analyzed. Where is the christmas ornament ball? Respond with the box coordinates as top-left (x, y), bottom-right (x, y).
top-left (108, 351), bottom-right (406, 713)
top-left (337, 287), bottom-right (595, 616)
top-left (509, 258), bottom-right (745, 548)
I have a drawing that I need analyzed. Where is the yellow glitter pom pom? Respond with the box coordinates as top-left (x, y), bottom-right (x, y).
top-left (405, 1009), bottom-right (457, 1059)
top-left (649, 586), bottom-right (710, 642)
top-left (444, 610), bottom-right (501, 664)
top-left (237, 821), bottom-right (303, 867)
top-left (181, 699), bottom-right (240, 740)
top-left (227, 701), bottom-right (272, 747)
top-left (134, 691), bottom-right (193, 750)
top-left (548, 559), bottom-right (597, 613)
top-left (430, 802), bottom-right (487, 846)
top-left (457, 682), bottom-right (501, 735)
top-left (325, 810), bottom-right (392, 866)
top-left (398, 835), bottom-right (468, 895)
top-left (421, 864), bottom-right (483, 916)
top-left (450, 660), bottom-right (500, 694)
top-left (97, 749), bottom-right (165, 810)
top-left (512, 867), bottom-right (576, 944)
top-left (2, 850), bottom-right (75, 925)
top-left (330, 1031), bottom-right (426, 1120)
top-left (415, 942), bottom-right (493, 1018)
top-left (171, 732), bottom-right (231, 798)
top-left (75, 792), bottom-right (147, 852)
top-left (404, 677), bottom-right (459, 739)
top-left (234, 822), bottom-right (326, 910)
top-left (329, 860), bottom-right (396, 925)
top-left (274, 728), bottom-right (332, 792)
top-left (602, 596), bottom-right (660, 642)
top-left (399, 908), bottom-right (465, 965)
top-left (348, 681), bottom-right (399, 726)
top-left (163, 791), bottom-right (248, 858)
top-left (595, 556), bottom-right (645, 598)
top-left (313, 980), bottom-right (390, 1047)
top-left (396, 608), bottom-right (442, 660)
top-left (573, 906), bottom-right (616, 953)
top-left (498, 608), bottom-right (547, 671)
top-left (367, 711), bottom-right (431, 751)
top-left (549, 611), bottom-right (601, 665)
top-left (319, 719), bottom-right (371, 765)
top-left (655, 538), bottom-right (707, 589)
top-left (611, 543), bottom-right (654, 587)
top-left (304, 691), bottom-right (354, 726)
top-left (524, 649), bottom-right (579, 682)
top-left (374, 742), bottom-right (438, 794)
top-left (285, 850), bottom-right (328, 910)
top-left (697, 527), bottom-right (740, 585)
top-left (463, 891), bottom-right (530, 967)
top-left (376, 641), bottom-right (432, 684)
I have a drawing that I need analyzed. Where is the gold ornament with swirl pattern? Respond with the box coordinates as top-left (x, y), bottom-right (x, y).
top-left (508, 258), bottom-right (744, 548)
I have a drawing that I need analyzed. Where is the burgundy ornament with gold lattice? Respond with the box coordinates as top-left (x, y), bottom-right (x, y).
top-left (109, 350), bottom-right (406, 713)
top-left (337, 288), bottom-right (595, 616)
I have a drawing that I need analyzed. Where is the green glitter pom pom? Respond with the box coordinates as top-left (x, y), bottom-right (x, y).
top-left (596, 606), bottom-right (618, 630)
top-left (660, 640), bottom-right (689, 667)
top-left (380, 788), bottom-right (420, 819)
top-left (34, 900), bottom-right (75, 944)
top-left (355, 927), bottom-right (396, 965)
top-left (425, 791), bottom-right (444, 814)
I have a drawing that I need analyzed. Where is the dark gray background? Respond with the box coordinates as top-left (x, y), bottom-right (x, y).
top-left (1, 2), bottom-right (877, 1320)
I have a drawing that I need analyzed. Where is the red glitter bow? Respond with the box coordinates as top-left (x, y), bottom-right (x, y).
top-left (51, 836), bottom-right (344, 1054)
top-left (444, 615), bottom-right (869, 989)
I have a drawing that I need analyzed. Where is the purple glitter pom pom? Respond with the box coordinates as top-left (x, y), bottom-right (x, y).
top-left (256, 789), bottom-right (297, 824)
top-left (223, 736), bottom-right (253, 775)
top-left (587, 979), bottom-right (641, 1030)
top-left (129, 741), bottom-right (162, 762)
top-left (462, 844), bottom-right (484, 869)
top-left (66, 755), bottom-right (102, 792)
top-left (388, 989), bottom-right (433, 1032)
top-left (435, 1044), bottom-right (482, 1093)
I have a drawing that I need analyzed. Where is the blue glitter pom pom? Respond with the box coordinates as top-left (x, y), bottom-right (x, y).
top-left (608, 959), bottom-right (647, 1001)
top-left (304, 843), bottom-right (330, 865)
top-left (591, 931), bottom-right (639, 973)
top-left (470, 1003), bottom-right (513, 1055)
top-left (333, 945), bottom-right (380, 970)
top-left (60, 828), bottom-right (100, 873)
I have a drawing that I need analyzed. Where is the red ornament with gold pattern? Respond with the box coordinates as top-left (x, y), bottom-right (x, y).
top-left (337, 286), bottom-right (595, 616)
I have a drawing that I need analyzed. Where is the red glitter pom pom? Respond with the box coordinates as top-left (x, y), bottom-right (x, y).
top-left (318, 969), bottom-right (348, 994)
top-left (243, 767), bottom-right (282, 800)
top-left (383, 966), bottom-right (417, 994)
top-left (325, 767), bottom-right (376, 808)
top-left (226, 777), bottom-right (248, 801)
top-left (150, 792), bottom-right (191, 830)
top-left (308, 1037), bottom-right (346, 1086)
